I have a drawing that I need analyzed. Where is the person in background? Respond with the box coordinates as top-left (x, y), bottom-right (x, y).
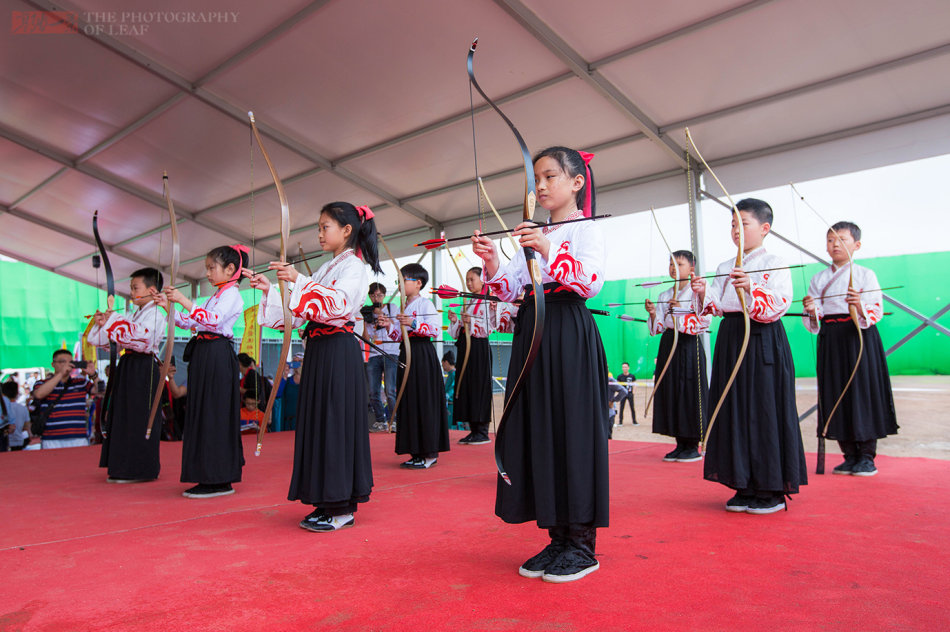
top-left (31, 349), bottom-right (98, 449)
top-left (280, 354), bottom-right (304, 433)
top-left (364, 283), bottom-right (399, 432)
top-left (442, 350), bottom-right (457, 429)
top-left (238, 353), bottom-right (271, 414)
top-left (615, 362), bottom-right (637, 425)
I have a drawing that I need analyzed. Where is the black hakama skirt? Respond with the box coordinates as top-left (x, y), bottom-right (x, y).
top-left (651, 331), bottom-right (709, 440)
top-left (99, 351), bottom-right (162, 479)
top-left (394, 336), bottom-right (450, 456)
top-left (288, 324), bottom-right (373, 509)
top-left (703, 313), bottom-right (807, 494)
top-left (817, 316), bottom-right (898, 441)
top-left (452, 335), bottom-right (492, 425)
top-left (495, 285), bottom-right (610, 529)
top-left (180, 334), bottom-right (244, 484)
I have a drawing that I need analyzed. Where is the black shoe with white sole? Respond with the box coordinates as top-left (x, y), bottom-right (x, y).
top-left (725, 491), bottom-right (755, 512)
top-left (182, 483), bottom-right (234, 498)
top-left (299, 510), bottom-right (355, 532)
top-left (541, 548), bottom-right (600, 583)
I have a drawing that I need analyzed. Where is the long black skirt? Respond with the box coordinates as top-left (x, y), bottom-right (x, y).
top-left (99, 352), bottom-right (162, 479)
top-left (181, 336), bottom-right (244, 484)
top-left (651, 331), bottom-right (709, 440)
top-left (289, 330), bottom-right (373, 507)
top-left (394, 337), bottom-right (449, 456)
top-left (703, 314), bottom-right (807, 494)
top-left (496, 287), bottom-right (609, 528)
top-left (453, 335), bottom-right (492, 425)
top-left (817, 318), bottom-right (898, 441)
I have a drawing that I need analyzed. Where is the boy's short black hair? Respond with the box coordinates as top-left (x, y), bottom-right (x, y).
top-left (369, 282), bottom-right (386, 295)
top-left (237, 353), bottom-right (255, 368)
top-left (1, 381), bottom-right (17, 399)
top-left (130, 267), bottom-right (164, 291)
top-left (401, 263), bottom-right (429, 289)
top-left (671, 249), bottom-right (695, 267)
top-left (736, 198), bottom-right (773, 226)
top-left (621, 362), bottom-right (630, 368)
top-left (52, 349), bottom-right (72, 362)
top-left (442, 350), bottom-right (456, 365)
top-left (831, 221), bottom-right (861, 242)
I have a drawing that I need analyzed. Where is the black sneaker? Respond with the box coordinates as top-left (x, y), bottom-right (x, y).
top-left (299, 510), bottom-right (355, 532)
top-left (851, 457), bottom-right (878, 477)
top-left (676, 449), bottom-right (702, 463)
top-left (725, 491), bottom-right (754, 512)
top-left (457, 433), bottom-right (475, 445)
top-left (182, 483), bottom-right (234, 499)
top-left (662, 447), bottom-right (682, 462)
top-left (465, 435), bottom-right (491, 445)
top-left (399, 457), bottom-right (421, 468)
top-left (407, 457), bottom-right (437, 469)
top-left (541, 548), bottom-right (600, 583)
top-left (832, 456), bottom-right (858, 475)
top-left (369, 422), bottom-right (389, 433)
top-left (746, 494), bottom-right (786, 515)
top-left (518, 542), bottom-right (567, 578)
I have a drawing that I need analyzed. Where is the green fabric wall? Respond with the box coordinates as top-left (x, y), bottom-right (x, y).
top-left (2, 253), bottom-right (947, 376)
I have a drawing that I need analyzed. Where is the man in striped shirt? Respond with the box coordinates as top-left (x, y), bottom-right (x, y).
top-left (32, 350), bottom-right (98, 449)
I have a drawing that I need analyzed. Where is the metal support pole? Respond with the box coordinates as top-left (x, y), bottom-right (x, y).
top-left (686, 161), bottom-right (712, 381)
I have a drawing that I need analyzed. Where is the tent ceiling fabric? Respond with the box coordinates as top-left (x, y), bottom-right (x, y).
top-left (2, 0), bottom-right (950, 295)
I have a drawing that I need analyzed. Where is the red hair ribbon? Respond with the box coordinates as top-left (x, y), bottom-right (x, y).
top-left (356, 205), bottom-right (375, 222)
top-left (577, 151), bottom-right (595, 218)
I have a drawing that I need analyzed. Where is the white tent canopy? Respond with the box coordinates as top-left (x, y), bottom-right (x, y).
top-left (2, 0), bottom-right (949, 296)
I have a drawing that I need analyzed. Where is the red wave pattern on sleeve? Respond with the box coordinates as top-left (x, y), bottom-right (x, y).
top-left (415, 322), bottom-right (435, 337)
top-left (864, 302), bottom-right (882, 326)
top-left (550, 241), bottom-right (595, 294)
top-left (294, 284), bottom-right (345, 322)
top-left (749, 285), bottom-right (788, 320)
top-left (190, 307), bottom-right (216, 325)
top-left (682, 313), bottom-right (703, 335)
top-left (487, 276), bottom-right (511, 297)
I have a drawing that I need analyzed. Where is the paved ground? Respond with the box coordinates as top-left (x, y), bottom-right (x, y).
top-left (492, 375), bottom-right (950, 460)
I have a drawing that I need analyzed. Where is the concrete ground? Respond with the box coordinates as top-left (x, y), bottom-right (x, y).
top-left (491, 375), bottom-right (950, 460)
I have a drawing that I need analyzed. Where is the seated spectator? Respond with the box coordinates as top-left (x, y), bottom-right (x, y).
top-left (238, 353), bottom-right (271, 412)
top-left (32, 349), bottom-right (98, 449)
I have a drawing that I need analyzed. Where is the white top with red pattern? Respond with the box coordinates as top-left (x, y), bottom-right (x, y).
top-left (802, 263), bottom-right (883, 333)
top-left (693, 247), bottom-right (792, 323)
top-left (87, 302), bottom-right (165, 355)
top-left (385, 294), bottom-right (441, 340)
top-left (258, 249), bottom-right (367, 331)
top-left (495, 302), bottom-right (519, 334)
top-left (483, 211), bottom-right (606, 301)
top-left (648, 284), bottom-right (711, 336)
top-left (448, 295), bottom-right (495, 339)
top-left (174, 285), bottom-right (244, 338)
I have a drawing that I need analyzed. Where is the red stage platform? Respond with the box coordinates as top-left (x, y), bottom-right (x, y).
top-left (2, 431), bottom-right (948, 631)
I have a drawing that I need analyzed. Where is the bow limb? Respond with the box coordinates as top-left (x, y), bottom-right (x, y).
top-left (644, 207), bottom-right (679, 417)
top-left (92, 210), bottom-right (117, 433)
top-left (145, 173), bottom-right (180, 439)
top-left (444, 242), bottom-right (472, 395)
top-left (686, 129), bottom-right (751, 455)
top-left (249, 112), bottom-right (293, 456)
top-left (378, 234), bottom-right (411, 432)
top-left (469, 39), bottom-right (544, 485)
top-left (789, 184), bottom-right (864, 438)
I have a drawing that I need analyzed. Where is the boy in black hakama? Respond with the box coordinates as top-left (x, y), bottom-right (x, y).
top-left (692, 198), bottom-right (807, 514)
top-left (802, 221), bottom-right (898, 476)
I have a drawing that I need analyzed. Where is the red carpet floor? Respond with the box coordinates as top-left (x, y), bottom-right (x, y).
top-left (1, 431), bottom-right (948, 631)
